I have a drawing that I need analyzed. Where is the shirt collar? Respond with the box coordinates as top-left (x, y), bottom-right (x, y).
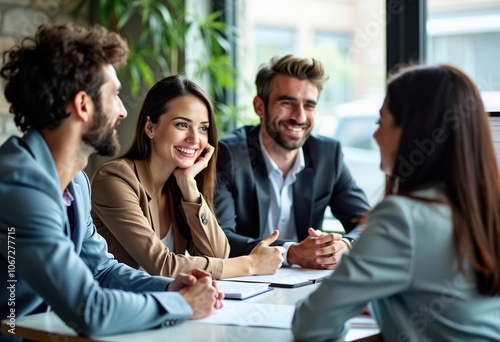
top-left (62, 187), bottom-right (74, 207)
top-left (259, 131), bottom-right (305, 177)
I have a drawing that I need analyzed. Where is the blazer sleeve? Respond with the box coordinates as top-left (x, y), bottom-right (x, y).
top-left (90, 161), bottom-right (226, 279)
top-left (0, 170), bottom-right (192, 337)
top-left (180, 196), bottom-right (230, 260)
top-left (292, 196), bottom-right (414, 341)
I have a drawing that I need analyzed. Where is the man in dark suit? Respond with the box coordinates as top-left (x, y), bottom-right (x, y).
top-left (215, 55), bottom-right (370, 269)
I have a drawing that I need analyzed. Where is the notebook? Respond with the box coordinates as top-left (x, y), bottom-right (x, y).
top-left (222, 267), bottom-right (333, 288)
top-left (217, 280), bottom-right (273, 300)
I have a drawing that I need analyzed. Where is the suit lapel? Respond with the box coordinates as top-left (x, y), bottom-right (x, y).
top-left (149, 198), bottom-right (161, 239)
top-left (254, 164), bottom-right (270, 237)
top-left (67, 180), bottom-right (84, 253)
top-left (247, 126), bottom-right (271, 236)
top-left (293, 140), bottom-right (317, 241)
top-left (63, 212), bottom-right (72, 245)
top-left (134, 160), bottom-right (161, 238)
top-left (293, 165), bottom-right (314, 242)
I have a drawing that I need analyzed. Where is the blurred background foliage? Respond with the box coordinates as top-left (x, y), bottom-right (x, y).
top-left (74, 0), bottom-right (241, 134)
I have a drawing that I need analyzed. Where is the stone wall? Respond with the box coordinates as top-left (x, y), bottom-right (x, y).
top-left (0, 0), bottom-right (88, 144)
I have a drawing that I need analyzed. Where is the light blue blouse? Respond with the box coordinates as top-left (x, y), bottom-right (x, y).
top-left (292, 188), bottom-right (500, 342)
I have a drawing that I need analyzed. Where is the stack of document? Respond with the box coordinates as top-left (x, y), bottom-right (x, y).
top-left (348, 316), bottom-right (378, 329)
top-left (223, 267), bottom-right (333, 288)
top-left (217, 281), bottom-right (272, 300)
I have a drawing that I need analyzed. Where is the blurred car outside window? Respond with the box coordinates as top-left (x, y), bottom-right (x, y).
top-left (314, 97), bottom-right (386, 233)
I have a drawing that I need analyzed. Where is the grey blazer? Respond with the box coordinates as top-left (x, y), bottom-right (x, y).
top-left (215, 125), bottom-right (370, 257)
top-left (293, 187), bottom-right (500, 341)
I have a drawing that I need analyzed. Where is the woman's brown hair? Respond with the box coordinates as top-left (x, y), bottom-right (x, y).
top-left (386, 64), bottom-right (500, 296)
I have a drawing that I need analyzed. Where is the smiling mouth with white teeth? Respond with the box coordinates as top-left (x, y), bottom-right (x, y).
top-left (175, 147), bottom-right (196, 156)
top-left (283, 123), bottom-right (307, 132)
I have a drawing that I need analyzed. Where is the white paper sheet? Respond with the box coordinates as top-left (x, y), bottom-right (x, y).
top-left (191, 301), bottom-right (378, 332)
top-left (192, 301), bottom-right (294, 329)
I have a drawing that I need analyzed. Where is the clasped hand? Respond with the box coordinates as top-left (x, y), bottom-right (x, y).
top-left (287, 228), bottom-right (348, 269)
top-left (168, 269), bottom-right (223, 319)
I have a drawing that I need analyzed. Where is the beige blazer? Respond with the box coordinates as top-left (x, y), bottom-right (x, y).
top-left (90, 158), bottom-right (229, 279)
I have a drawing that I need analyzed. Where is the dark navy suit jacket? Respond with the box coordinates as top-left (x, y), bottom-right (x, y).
top-left (215, 125), bottom-right (370, 257)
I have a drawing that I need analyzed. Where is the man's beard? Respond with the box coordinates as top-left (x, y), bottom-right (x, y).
top-left (82, 108), bottom-right (120, 157)
top-left (264, 110), bottom-right (311, 151)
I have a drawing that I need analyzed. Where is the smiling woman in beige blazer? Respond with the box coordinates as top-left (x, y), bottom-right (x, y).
top-left (90, 75), bottom-right (285, 279)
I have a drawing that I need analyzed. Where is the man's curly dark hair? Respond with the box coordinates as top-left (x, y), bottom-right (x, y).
top-left (0, 23), bottom-right (129, 132)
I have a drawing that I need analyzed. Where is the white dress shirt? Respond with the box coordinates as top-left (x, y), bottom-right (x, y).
top-left (259, 133), bottom-right (305, 264)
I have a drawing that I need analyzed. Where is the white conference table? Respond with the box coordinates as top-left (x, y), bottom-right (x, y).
top-left (1, 284), bottom-right (381, 342)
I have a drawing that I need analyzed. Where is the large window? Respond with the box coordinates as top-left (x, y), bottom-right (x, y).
top-left (254, 26), bottom-right (295, 64)
top-left (427, 0), bottom-right (500, 111)
top-left (312, 31), bottom-right (353, 105)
